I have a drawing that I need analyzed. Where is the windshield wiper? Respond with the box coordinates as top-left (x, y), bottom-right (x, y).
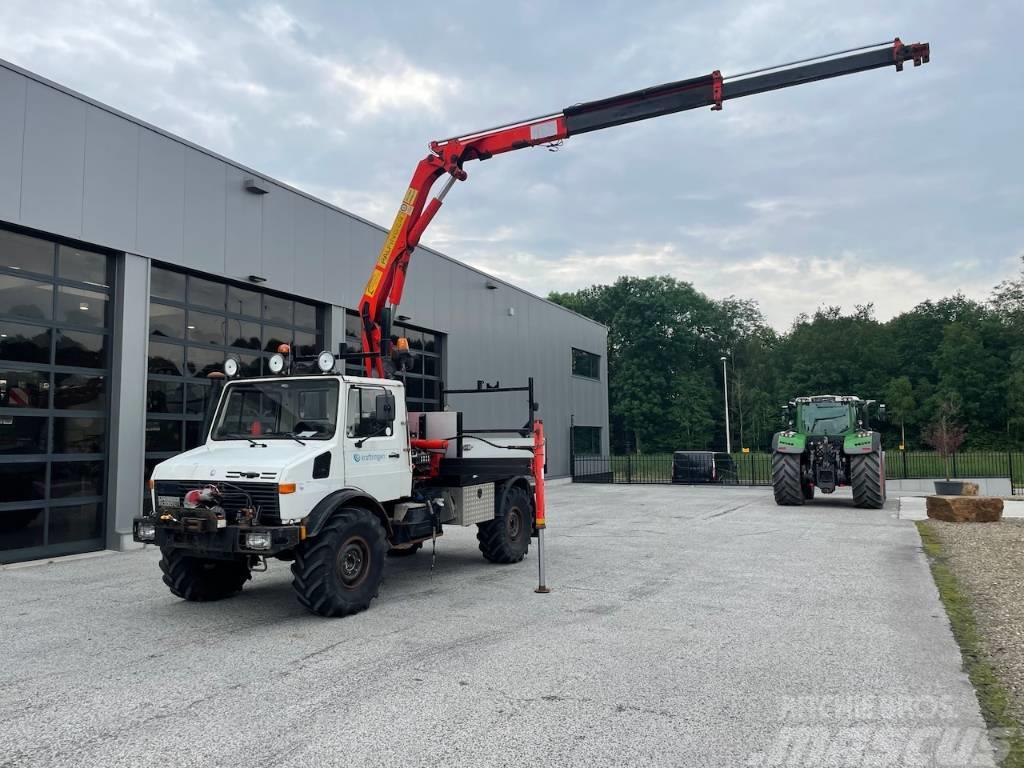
top-left (282, 432), bottom-right (306, 446)
top-left (354, 424), bottom-right (388, 449)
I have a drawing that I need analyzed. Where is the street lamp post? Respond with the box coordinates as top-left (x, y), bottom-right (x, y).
top-left (721, 355), bottom-right (731, 454)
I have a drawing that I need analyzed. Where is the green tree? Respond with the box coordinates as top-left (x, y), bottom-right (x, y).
top-left (884, 376), bottom-right (916, 449)
top-left (550, 276), bottom-right (727, 452)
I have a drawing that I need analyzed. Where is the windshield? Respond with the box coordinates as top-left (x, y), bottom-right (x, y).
top-left (798, 402), bottom-right (852, 435)
top-left (212, 379), bottom-right (339, 441)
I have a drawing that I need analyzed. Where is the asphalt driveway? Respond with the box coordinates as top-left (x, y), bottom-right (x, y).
top-left (0, 484), bottom-right (995, 767)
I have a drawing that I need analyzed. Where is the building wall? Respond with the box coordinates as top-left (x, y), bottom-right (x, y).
top-left (0, 58), bottom-right (608, 489)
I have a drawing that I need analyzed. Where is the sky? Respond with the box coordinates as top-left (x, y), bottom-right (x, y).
top-left (0, 0), bottom-right (1020, 329)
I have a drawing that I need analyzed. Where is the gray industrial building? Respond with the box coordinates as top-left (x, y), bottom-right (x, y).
top-left (0, 58), bottom-right (608, 564)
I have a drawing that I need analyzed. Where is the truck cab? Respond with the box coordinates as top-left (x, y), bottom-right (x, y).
top-left (136, 353), bottom-right (542, 618)
top-left (154, 374), bottom-right (413, 523)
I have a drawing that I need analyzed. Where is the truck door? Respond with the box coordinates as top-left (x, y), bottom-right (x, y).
top-left (342, 383), bottom-right (411, 502)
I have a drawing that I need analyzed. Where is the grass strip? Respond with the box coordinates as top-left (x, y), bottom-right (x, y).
top-left (916, 520), bottom-right (1024, 766)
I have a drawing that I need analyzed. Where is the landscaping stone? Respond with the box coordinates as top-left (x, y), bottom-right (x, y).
top-left (926, 495), bottom-right (1003, 522)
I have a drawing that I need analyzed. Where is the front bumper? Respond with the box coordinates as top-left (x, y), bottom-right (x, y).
top-left (133, 515), bottom-right (302, 557)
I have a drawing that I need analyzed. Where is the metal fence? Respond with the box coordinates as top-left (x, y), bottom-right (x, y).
top-left (572, 451), bottom-right (1024, 493)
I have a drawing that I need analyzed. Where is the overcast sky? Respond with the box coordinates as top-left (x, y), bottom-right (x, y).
top-left (1, 1), bottom-right (1019, 328)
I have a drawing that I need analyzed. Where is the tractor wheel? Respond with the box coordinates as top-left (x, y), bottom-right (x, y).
top-left (802, 482), bottom-right (815, 500)
top-left (159, 548), bottom-right (251, 602)
top-left (772, 453), bottom-right (804, 506)
top-left (851, 452), bottom-right (886, 509)
top-left (387, 543), bottom-right (423, 558)
top-left (291, 507), bottom-right (386, 617)
top-left (477, 485), bottom-right (532, 564)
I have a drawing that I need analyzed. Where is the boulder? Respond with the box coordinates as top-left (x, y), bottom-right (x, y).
top-left (926, 495), bottom-right (1003, 523)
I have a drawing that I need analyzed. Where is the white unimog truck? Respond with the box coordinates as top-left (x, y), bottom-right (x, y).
top-left (134, 349), bottom-right (543, 617)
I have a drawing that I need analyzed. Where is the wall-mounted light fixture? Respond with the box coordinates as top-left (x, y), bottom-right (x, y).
top-left (397, 315), bottom-right (412, 322)
top-left (248, 275), bottom-right (267, 284)
top-left (485, 280), bottom-right (499, 290)
top-left (244, 178), bottom-right (269, 195)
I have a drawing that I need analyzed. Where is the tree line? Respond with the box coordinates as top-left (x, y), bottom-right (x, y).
top-left (549, 257), bottom-right (1024, 454)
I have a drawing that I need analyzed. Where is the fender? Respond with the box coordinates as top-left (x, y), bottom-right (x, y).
top-left (772, 432), bottom-right (806, 454)
top-left (843, 431), bottom-right (881, 455)
top-left (496, 475), bottom-right (537, 535)
top-left (304, 489), bottom-right (391, 538)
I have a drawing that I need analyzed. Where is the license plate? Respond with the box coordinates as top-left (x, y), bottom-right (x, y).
top-left (157, 495), bottom-right (180, 508)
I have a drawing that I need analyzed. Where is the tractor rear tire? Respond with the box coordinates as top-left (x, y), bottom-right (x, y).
top-left (291, 507), bottom-right (386, 617)
top-left (851, 452), bottom-right (886, 509)
top-left (772, 453), bottom-right (804, 506)
top-left (159, 548), bottom-right (251, 602)
top-left (477, 485), bottom-right (532, 564)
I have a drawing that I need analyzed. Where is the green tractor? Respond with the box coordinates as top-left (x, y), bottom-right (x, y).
top-left (771, 395), bottom-right (887, 508)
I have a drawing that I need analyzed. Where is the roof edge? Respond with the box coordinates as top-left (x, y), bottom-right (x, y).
top-left (0, 56), bottom-right (607, 334)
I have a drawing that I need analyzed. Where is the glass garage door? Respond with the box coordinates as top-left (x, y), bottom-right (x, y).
top-left (343, 312), bottom-right (443, 411)
top-left (0, 227), bottom-right (111, 564)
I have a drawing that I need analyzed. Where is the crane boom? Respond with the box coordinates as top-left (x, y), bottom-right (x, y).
top-left (358, 38), bottom-right (930, 376)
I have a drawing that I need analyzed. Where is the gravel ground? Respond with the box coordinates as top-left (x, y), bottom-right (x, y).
top-left (925, 518), bottom-right (1024, 724)
top-left (0, 485), bottom-right (996, 767)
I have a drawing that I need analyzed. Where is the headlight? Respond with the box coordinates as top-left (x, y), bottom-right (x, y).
top-left (136, 521), bottom-right (156, 542)
top-left (244, 532), bottom-right (272, 550)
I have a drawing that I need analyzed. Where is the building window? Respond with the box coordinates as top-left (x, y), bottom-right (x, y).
top-left (144, 266), bottom-right (323, 506)
top-left (0, 228), bottom-right (112, 563)
top-left (343, 312), bottom-right (444, 413)
top-left (572, 426), bottom-right (602, 456)
top-left (572, 348), bottom-right (600, 380)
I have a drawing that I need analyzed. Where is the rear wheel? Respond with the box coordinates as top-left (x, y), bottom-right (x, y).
top-left (851, 452), bottom-right (886, 509)
top-left (478, 485), bottom-right (532, 563)
top-left (159, 548), bottom-right (251, 601)
top-left (772, 453), bottom-right (804, 506)
top-left (291, 507), bottom-right (386, 617)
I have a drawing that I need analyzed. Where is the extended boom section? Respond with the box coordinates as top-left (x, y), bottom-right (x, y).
top-left (359, 37), bottom-right (930, 376)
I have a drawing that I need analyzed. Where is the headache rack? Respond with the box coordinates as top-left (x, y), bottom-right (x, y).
top-left (412, 377), bottom-right (538, 486)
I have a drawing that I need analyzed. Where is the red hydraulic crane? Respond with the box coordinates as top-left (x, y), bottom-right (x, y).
top-left (358, 38), bottom-right (930, 377)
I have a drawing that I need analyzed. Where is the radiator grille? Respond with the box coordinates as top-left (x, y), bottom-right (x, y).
top-left (154, 480), bottom-right (280, 523)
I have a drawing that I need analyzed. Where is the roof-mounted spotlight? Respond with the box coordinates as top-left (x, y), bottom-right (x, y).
top-left (316, 351), bottom-right (335, 373)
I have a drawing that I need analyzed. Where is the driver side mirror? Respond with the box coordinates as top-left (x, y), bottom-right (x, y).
top-left (878, 404), bottom-right (887, 421)
top-left (781, 406), bottom-right (791, 427)
top-left (375, 391), bottom-right (396, 424)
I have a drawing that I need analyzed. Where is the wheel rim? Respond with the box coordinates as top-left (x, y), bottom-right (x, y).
top-left (506, 507), bottom-right (522, 540)
top-left (336, 536), bottom-right (370, 589)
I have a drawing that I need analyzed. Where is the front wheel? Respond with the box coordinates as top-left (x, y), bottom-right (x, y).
top-left (851, 452), bottom-right (886, 509)
top-left (772, 453), bottom-right (804, 506)
top-left (477, 485), bottom-right (532, 564)
top-left (291, 507), bottom-right (386, 617)
top-left (159, 548), bottom-right (251, 601)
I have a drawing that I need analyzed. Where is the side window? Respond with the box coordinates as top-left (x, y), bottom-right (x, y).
top-left (346, 387), bottom-right (393, 439)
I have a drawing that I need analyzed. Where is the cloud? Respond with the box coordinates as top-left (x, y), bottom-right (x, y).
top-left (0, 0), bottom-right (1018, 337)
top-left (451, 240), bottom-right (1001, 330)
